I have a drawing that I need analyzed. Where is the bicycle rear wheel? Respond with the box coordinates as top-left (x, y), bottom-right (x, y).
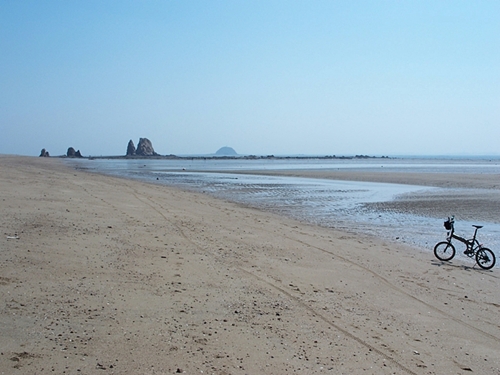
top-left (434, 241), bottom-right (455, 261)
top-left (476, 248), bottom-right (496, 270)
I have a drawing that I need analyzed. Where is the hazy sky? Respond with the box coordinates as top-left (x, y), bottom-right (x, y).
top-left (1, 1), bottom-right (499, 156)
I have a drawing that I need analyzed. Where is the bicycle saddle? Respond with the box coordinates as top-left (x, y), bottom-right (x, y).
top-left (473, 225), bottom-right (483, 229)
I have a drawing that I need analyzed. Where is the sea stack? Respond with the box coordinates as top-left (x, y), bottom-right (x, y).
top-left (136, 138), bottom-right (157, 156)
top-left (126, 140), bottom-right (136, 156)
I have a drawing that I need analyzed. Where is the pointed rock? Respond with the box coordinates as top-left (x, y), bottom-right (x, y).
top-left (126, 140), bottom-right (136, 156)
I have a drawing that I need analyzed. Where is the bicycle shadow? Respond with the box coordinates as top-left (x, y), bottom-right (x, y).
top-left (430, 260), bottom-right (499, 278)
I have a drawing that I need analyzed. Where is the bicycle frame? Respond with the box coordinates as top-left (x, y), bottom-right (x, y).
top-left (447, 224), bottom-right (481, 252)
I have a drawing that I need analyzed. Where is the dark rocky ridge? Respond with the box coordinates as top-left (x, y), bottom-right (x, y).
top-left (43, 139), bottom-right (390, 160)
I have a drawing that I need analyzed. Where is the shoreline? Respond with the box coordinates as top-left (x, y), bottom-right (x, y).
top-left (70, 157), bottom-right (500, 224)
top-left (226, 168), bottom-right (500, 190)
top-left (1, 155), bottom-right (499, 374)
top-left (224, 169), bottom-right (500, 224)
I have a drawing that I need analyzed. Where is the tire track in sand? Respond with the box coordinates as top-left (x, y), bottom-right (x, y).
top-left (71, 175), bottom-right (498, 373)
top-left (196, 193), bottom-right (500, 344)
top-left (287, 235), bottom-right (500, 344)
top-left (127, 188), bottom-right (420, 375)
top-left (236, 267), bottom-right (420, 375)
top-left (74, 180), bottom-right (500, 346)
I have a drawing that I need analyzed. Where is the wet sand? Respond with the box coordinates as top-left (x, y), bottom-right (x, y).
top-left (1, 155), bottom-right (499, 374)
top-left (239, 169), bottom-right (500, 190)
top-left (238, 169), bottom-right (500, 224)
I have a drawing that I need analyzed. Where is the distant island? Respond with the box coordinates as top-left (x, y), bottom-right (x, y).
top-left (215, 146), bottom-right (238, 156)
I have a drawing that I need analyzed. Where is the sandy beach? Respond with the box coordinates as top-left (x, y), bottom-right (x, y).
top-left (1, 155), bottom-right (499, 374)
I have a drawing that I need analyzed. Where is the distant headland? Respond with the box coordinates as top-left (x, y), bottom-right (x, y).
top-left (39, 138), bottom-right (390, 160)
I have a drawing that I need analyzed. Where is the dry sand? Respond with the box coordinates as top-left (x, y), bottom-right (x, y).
top-left (1, 155), bottom-right (499, 374)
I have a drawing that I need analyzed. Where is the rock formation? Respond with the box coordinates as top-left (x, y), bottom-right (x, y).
top-left (126, 140), bottom-right (136, 156)
top-left (67, 147), bottom-right (83, 158)
top-left (136, 138), bottom-right (157, 156)
top-left (39, 148), bottom-right (50, 157)
top-left (215, 146), bottom-right (237, 156)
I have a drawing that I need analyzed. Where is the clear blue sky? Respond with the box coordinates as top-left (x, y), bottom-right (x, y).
top-left (1, 1), bottom-right (499, 156)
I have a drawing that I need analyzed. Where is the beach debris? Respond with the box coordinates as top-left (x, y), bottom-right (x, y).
top-left (96, 362), bottom-right (106, 370)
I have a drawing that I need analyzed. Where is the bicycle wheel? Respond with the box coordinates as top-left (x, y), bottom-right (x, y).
top-left (434, 241), bottom-right (456, 261)
top-left (475, 248), bottom-right (496, 270)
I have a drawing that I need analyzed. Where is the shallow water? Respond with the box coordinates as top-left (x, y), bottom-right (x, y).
top-left (80, 156), bottom-right (500, 174)
top-left (67, 158), bottom-right (500, 262)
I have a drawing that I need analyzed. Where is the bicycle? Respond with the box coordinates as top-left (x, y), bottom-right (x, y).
top-left (434, 216), bottom-right (496, 270)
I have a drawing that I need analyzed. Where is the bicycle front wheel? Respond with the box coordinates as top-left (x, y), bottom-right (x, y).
top-left (434, 241), bottom-right (455, 261)
top-left (476, 248), bottom-right (496, 270)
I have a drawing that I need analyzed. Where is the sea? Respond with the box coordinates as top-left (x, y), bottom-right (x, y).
top-left (65, 156), bottom-right (500, 263)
